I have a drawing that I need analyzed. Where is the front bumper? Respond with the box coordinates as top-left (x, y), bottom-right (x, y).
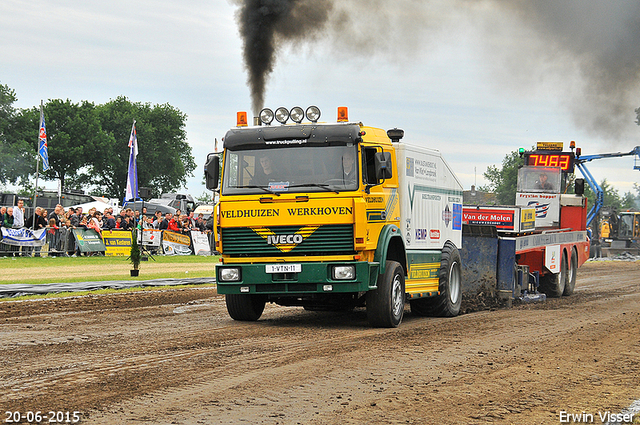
top-left (216, 261), bottom-right (379, 295)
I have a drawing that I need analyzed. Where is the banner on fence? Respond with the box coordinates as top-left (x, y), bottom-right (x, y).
top-left (162, 230), bottom-right (192, 255)
top-left (72, 228), bottom-right (106, 253)
top-left (139, 229), bottom-right (161, 248)
top-left (1, 228), bottom-right (46, 247)
top-left (102, 230), bottom-right (132, 256)
top-left (190, 230), bottom-right (211, 256)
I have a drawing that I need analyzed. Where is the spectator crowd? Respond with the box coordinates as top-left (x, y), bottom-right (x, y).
top-left (1, 201), bottom-right (215, 256)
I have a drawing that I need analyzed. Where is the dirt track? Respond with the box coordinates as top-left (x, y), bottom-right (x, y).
top-left (1, 260), bottom-right (639, 425)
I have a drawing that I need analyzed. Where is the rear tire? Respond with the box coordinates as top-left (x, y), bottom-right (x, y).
top-left (367, 260), bottom-right (405, 328)
top-left (563, 248), bottom-right (578, 296)
top-left (539, 250), bottom-right (567, 298)
top-left (226, 294), bottom-right (267, 321)
top-left (410, 242), bottom-right (462, 317)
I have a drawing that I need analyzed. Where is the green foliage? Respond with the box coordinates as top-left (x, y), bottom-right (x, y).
top-left (93, 96), bottom-right (196, 198)
top-left (0, 83), bottom-right (33, 185)
top-left (479, 150), bottom-right (524, 205)
top-left (0, 85), bottom-right (197, 200)
top-left (129, 228), bottom-right (141, 270)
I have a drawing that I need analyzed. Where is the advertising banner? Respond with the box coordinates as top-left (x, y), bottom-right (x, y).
top-left (140, 229), bottom-right (162, 248)
top-left (0, 228), bottom-right (46, 247)
top-left (72, 228), bottom-right (106, 253)
top-left (162, 231), bottom-right (192, 255)
top-left (102, 230), bottom-right (132, 256)
top-left (190, 230), bottom-right (211, 256)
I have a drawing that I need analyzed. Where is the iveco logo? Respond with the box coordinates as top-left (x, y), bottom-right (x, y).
top-left (252, 226), bottom-right (320, 253)
top-left (267, 234), bottom-right (304, 245)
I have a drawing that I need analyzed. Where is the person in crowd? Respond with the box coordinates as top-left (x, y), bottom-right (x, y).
top-left (70, 207), bottom-right (83, 227)
top-left (88, 211), bottom-right (103, 237)
top-left (47, 217), bottom-right (60, 255)
top-left (115, 216), bottom-right (122, 229)
top-left (27, 207), bottom-right (47, 231)
top-left (153, 210), bottom-right (163, 229)
top-left (13, 199), bottom-right (25, 228)
top-left (141, 215), bottom-right (154, 230)
top-left (54, 204), bottom-right (64, 226)
top-left (0, 207), bottom-right (5, 218)
top-left (103, 211), bottom-right (117, 230)
top-left (196, 213), bottom-right (206, 232)
top-left (180, 215), bottom-right (191, 233)
top-left (2, 207), bottom-right (14, 228)
top-left (205, 212), bottom-right (215, 233)
top-left (25, 207), bottom-right (47, 257)
top-left (134, 210), bottom-right (141, 227)
top-left (166, 214), bottom-right (180, 232)
top-left (158, 212), bottom-right (171, 230)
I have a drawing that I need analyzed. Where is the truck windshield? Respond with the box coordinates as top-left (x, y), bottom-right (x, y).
top-left (517, 166), bottom-right (561, 194)
top-left (222, 145), bottom-right (359, 195)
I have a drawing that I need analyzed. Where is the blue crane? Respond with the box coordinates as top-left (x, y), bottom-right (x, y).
top-left (573, 145), bottom-right (640, 227)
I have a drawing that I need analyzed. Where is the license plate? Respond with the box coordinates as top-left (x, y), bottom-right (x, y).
top-left (265, 264), bottom-right (301, 274)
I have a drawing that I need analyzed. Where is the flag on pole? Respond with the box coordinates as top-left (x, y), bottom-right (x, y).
top-left (38, 106), bottom-right (50, 171)
top-left (125, 120), bottom-right (138, 202)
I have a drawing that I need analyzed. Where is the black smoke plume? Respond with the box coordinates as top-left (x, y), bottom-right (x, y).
top-left (234, 0), bottom-right (640, 140)
top-left (234, 0), bottom-right (332, 116)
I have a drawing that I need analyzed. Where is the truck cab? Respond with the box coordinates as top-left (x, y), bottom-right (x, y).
top-left (205, 107), bottom-right (463, 327)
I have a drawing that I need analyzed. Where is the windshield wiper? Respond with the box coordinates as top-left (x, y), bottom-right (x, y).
top-left (232, 185), bottom-right (281, 196)
top-left (288, 183), bottom-right (340, 194)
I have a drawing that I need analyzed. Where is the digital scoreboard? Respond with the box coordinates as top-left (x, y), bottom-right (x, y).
top-left (523, 151), bottom-right (575, 173)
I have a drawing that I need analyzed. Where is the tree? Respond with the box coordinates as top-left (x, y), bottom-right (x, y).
top-left (582, 178), bottom-right (623, 212)
top-left (0, 83), bottom-right (33, 185)
top-left (18, 99), bottom-right (111, 191)
top-left (479, 150), bottom-right (524, 205)
top-left (93, 96), bottom-right (196, 199)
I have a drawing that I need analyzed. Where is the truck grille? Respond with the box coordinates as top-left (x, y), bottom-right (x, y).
top-left (221, 224), bottom-right (354, 256)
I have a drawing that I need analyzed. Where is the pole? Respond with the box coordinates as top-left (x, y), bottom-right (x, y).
top-left (32, 100), bottom-right (44, 230)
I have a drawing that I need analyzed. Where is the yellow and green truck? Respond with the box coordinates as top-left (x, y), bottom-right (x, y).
top-left (205, 106), bottom-right (463, 327)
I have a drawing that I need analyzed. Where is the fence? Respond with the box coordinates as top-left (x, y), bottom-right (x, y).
top-left (0, 227), bottom-right (216, 257)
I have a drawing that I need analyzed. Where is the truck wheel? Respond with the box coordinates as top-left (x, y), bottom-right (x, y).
top-left (563, 247), bottom-right (578, 296)
top-left (539, 250), bottom-right (567, 298)
top-left (367, 260), bottom-right (405, 328)
top-left (225, 294), bottom-right (267, 321)
top-left (410, 242), bottom-right (462, 317)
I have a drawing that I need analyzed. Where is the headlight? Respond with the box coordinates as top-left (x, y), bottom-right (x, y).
top-left (290, 106), bottom-right (304, 123)
top-left (332, 265), bottom-right (355, 280)
top-left (275, 107), bottom-right (290, 124)
top-left (305, 106), bottom-right (321, 123)
top-left (219, 267), bottom-right (241, 282)
top-left (259, 108), bottom-right (274, 125)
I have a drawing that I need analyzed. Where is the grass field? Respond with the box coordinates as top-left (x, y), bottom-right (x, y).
top-left (0, 255), bottom-right (219, 285)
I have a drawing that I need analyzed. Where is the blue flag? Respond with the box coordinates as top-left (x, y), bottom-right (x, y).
top-left (38, 108), bottom-right (50, 171)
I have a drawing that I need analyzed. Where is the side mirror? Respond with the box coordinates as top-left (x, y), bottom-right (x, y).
top-left (574, 178), bottom-right (585, 196)
top-left (205, 153), bottom-right (220, 190)
top-left (374, 151), bottom-right (393, 180)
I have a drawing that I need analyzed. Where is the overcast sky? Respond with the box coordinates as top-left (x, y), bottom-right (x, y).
top-left (1, 0), bottom-right (639, 199)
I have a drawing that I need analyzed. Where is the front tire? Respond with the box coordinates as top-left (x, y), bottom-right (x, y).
top-left (367, 260), bottom-right (405, 328)
top-left (226, 294), bottom-right (267, 321)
